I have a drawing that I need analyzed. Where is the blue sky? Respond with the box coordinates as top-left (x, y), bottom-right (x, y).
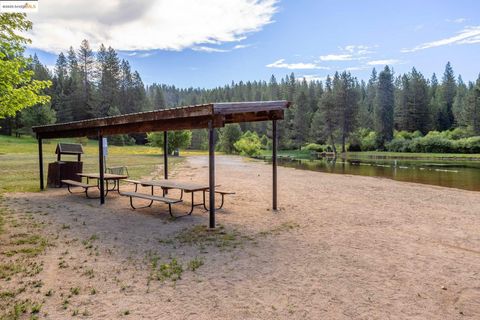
top-left (27, 0), bottom-right (480, 88)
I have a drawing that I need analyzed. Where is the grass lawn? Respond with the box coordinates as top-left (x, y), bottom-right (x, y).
top-left (0, 135), bottom-right (204, 193)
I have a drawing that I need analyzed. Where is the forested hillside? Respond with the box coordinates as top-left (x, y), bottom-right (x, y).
top-left (1, 40), bottom-right (479, 153)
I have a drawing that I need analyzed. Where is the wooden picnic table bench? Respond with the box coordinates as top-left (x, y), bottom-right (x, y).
top-left (61, 179), bottom-right (98, 198)
top-left (205, 190), bottom-right (236, 210)
top-left (139, 180), bottom-right (210, 215)
top-left (78, 173), bottom-right (128, 194)
top-left (121, 191), bottom-right (183, 217)
top-left (138, 180), bottom-right (234, 213)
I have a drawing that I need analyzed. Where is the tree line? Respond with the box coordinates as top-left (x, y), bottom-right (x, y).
top-left (1, 38), bottom-right (480, 153)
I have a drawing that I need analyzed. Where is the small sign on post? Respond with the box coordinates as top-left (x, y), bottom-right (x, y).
top-left (102, 138), bottom-right (108, 173)
top-left (102, 138), bottom-right (108, 156)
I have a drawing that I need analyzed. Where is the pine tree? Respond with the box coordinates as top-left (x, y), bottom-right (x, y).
top-left (119, 59), bottom-right (134, 114)
top-left (395, 68), bottom-right (429, 133)
top-left (153, 86), bottom-right (166, 110)
top-left (334, 72), bottom-right (359, 152)
top-left (438, 62), bottom-right (456, 130)
top-left (311, 76), bottom-right (337, 152)
top-left (374, 66), bottom-right (395, 148)
top-left (77, 40), bottom-right (96, 119)
top-left (466, 75), bottom-right (480, 134)
top-left (453, 75), bottom-right (468, 127)
top-left (97, 45), bottom-right (121, 117)
top-left (65, 46), bottom-right (84, 121)
top-left (292, 91), bottom-right (310, 145)
top-left (52, 52), bottom-right (72, 122)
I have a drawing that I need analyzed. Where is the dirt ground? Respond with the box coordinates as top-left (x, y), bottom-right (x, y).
top-left (1, 155), bottom-right (480, 319)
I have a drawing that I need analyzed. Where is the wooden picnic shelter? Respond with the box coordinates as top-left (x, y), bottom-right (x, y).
top-left (32, 101), bottom-right (290, 228)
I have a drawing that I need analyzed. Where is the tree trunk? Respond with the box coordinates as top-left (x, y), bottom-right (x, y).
top-left (329, 133), bottom-right (337, 154)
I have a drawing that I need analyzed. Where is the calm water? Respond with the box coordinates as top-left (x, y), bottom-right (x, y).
top-left (273, 156), bottom-right (480, 192)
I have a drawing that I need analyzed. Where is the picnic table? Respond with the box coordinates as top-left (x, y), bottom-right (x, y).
top-left (140, 180), bottom-right (213, 214)
top-left (78, 172), bottom-right (128, 194)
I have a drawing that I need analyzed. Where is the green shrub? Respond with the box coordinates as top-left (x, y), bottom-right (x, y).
top-left (444, 127), bottom-right (474, 140)
top-left (385, 138), bottom-right (409, 152)
top-left (456, 136), bottom-right (480, 153)
top-left (108, 135), bottom-right (135, 146)
top-left (217, 124), bottom-right (242, 154)
top-left (394, 130), bottom-right (423, 140)
top-left (260, 135), bottom-right (270, 150)
top-left (302, 143), bottom-right (324, 152)
top-left (361, 131), bottom-right (378, 151)
top-left (234, 131), bottom-right (262, 156)
top-left (147, 130), bottom-right (192, 155)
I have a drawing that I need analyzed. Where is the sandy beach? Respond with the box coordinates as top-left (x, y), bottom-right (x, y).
top-left (1, 155), bottom-right (480, 319)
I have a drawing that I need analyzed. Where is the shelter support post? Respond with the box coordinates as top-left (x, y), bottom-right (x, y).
top-left (38, 137), bottom-right (44, 190)
top-left (272, 119), bottom-right (277, 211)
top-left (98, 133), bottom-right (105, 205)
top-left (208, 120), bottom-right (215, 228)
top-left (164, 131), bottom-right (168, 179)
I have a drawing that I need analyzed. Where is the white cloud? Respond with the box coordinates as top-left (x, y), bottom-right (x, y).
top-left (343, 66), bottom-right (369, 72)
top-left (233, 44), bottom-right (252, 49)
top-left (26, 0), bottom-right (278, 53)
top-left (191, 43), bottom-right (252, 53)
top-left (367, 59), bottom-right (401, 65)
top-left (192, 46), bottom-right (229, 53)
top-left (298, 75), bottom-right (326, 82)
top-left (446, 18), bottom-right (467, 24)
top-left (266, 59), bottom-right (329, 70)
top-left (123, 51), bottom-right (155, 58)
top-left (319, 54), bottom-right (354, 61)
top-left (319, 45), bottom-right (374, 61)
top-left (401, 26), bottom-right (480, 52)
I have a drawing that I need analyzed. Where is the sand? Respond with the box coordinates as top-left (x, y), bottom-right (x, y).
top-left (2, 155), bottom-right (480, 319)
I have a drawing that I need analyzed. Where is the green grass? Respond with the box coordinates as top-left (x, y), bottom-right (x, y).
top-left (0, 135), bottom-right (195, 193)
top-left (174, 224), bottom-right (253, 250)
top-left (148, 256), bottom-right (184, 282)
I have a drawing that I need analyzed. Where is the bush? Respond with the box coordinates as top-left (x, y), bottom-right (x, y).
top-left (218, 124), bottom-right (242, 154)
top-left (260, 135), bottom-right (270, 150)
top-left (394, 130), bottom-right (423, 140)
top-left (361, 131), bottom-right (378, 151)
top-left (385, 138), bottom-right (409, 152)
top-left (456, 136), bottom-right (480, 153)
top-left (303, 143), bottom-right (324, 152)
top-left (147, 130), bottom-right (192, 155)
top-left (234, 131), bottom-right (262, 156)
top-left (108, 135), bottom-right (135, 146)
top-left (445, 127), bottom-right (473, 140)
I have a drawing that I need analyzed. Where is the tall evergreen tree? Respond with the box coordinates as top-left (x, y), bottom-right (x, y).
top-left (466, 75), bottom-right (480, 134)
top-left (438, 62), bottom-right (456, 130)
top-left (374, 66), bottom-right (395, 147)
top-left (334, 71), bottom-right (359, 152)
top-left (453, 75), bottom-right (468, 127)
top-left (97, 45), bottom-right (121, 117)
top-left (292, 91), bottom-right (310, 145)
top-left (77, 40), bottom-right (96, 119)
top-left (311, 76), bottom-right (337, 153)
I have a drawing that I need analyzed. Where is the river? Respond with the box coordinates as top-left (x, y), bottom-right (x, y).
top-left (272, 156), bottom-right (480, 191)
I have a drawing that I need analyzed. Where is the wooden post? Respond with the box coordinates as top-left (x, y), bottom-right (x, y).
top-left (38, 137), bottom-right (44, 190)
top-left (208, 120), bottom-right (215, 228)
top-left (272, 120), bottom-right (277, 210)
top-left (98, 133), bottom-right (105, 205)
top-left (163, 131), bottom-right (168, 179)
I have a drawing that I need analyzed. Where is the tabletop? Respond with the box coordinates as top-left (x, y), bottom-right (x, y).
top-left (139, 179), bottom-right (212, 192)
top-left (77, 173), bottom-right (128, 180)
